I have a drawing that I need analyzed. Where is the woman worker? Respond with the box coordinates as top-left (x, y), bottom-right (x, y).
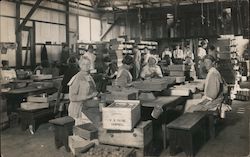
top-left (140, 56), bottom-right (163, 80)
top-left (67, 57), bottom-right (98, 126)
top-left (186, 55), bottom-right (225, 112)
top-left (115, 55), bottom-right (134, 88)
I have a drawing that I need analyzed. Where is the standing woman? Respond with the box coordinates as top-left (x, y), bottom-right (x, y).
top-left (68, 57), bottom-right (98, 126)
top-left (115, 55), bottom-right (134, 88)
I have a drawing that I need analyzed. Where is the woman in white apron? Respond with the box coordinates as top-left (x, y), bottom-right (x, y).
top-left (68, 57), bottom-right (98, 126)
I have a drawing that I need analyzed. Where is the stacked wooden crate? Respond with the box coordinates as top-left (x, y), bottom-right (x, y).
top-left (99, 100), bottom-right (153, 156)
top-left (235, 88), bottom-right (250, 101)
top-left (69, 123), bottom-right (99, 156)
top-left (215, 38), bottom-right (236, 84)
top-left (168, 64), bottom-right (190, 79)
top-left (20, 93), bottom-right (57, 110)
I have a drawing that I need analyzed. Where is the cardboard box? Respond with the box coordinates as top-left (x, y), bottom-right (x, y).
top-left (20, 102), bottom-right (49, 110)
top-left (73, 123), bottom-right (98, 140)
top-left (99, 120), bottom-right (153, 148)
top-left (102, 100), bottom-right (141, 131)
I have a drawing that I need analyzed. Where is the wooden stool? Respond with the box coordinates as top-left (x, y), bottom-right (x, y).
top-left (49, 116), bottom-right (75, 152)
top-left (167, 112), bottom-right (209, 157)
top-left (18, 107), bottom-right (54, 133)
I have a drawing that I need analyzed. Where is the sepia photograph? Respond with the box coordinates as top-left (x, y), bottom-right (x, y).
top-left (0, 0), bottom-right (249, 156)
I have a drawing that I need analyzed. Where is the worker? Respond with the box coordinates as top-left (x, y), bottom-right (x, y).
top-left (59, 43), bottom-right (70, 75)
top-left (161, 47), bottom-right (172, 65)
top-left (184, 46), bottom-right (194, 61)
top-left (208, 45), bottom-right (218, 60)
top-left (133, 45), bottom-right (141, 80)
top-left (67, 57), bottom-right (98, 126)
top-left (115, 55), bottom-right (134, 88)
top-left (197, 40), bottom-right (208, 79)
top-left (173, 45), bottom-right (184, 64)
top-left (0, 60), bottom-right (16, 81)
top-left (83, 44), bottom-right (96, 72)
top-left (143, 47), bottom-right (151, 66)
top-left (99, 56), bottom-right (118, 92)
top-left (34, 60), bottom-right (51, 75)
top-left (140, 56), bottom-right (163, 80)
top-left (186, 55), bottom-right (226, 112)
top-left (61, 56), bottom-right (79, 94)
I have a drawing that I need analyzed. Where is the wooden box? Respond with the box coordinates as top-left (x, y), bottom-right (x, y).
top-left (99, 120), bottom-right (153, 148)
top-left (73, 123), bottom-right (98, 140)
top-left (170, 71), bottom-right (185, 76)
top-left (27, 93), bottom-right (57, 103)
top-left (168, 65), bottom-right (191, 71)
top-left (133, 78), bottom-right (174, 91)
top-left (68, 135), bottom-right (95, 156)
top-left (218, 53), bottom-right (231, 60)
top-left (20, 102), bottom-right (49, 110)
top-left (102, 100), bottom-right (141, 131)
top-left (110, 89), bottom-right (138, 100)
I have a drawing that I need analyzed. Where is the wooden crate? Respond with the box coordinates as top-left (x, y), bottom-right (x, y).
top-left (132, 78), bottom-right (174, 91)
top-left (168, 65), bottom-right (191, 71)
top-left (99, 120), bottom-right (153, 148)
top-left (80, 144), bottom-right (136, 157)
top-left (110, 89), bottom-right (138, 100)
top-left (102, 100), bottom-right (141, 131)
top-left (27, 93), bottom-right (57, 103)
top-left (20, 102), bottom-right (49, 110)
top-left (68, 135), bottom-right (95, 156)
top-left (218, 53), bottom-right (231, 60)
top-left (73, 123), bottom-right (98, 140)
top-left (169, 71), bottom-right (185, 76)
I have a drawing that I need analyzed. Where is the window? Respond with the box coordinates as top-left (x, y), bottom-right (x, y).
top-left (78, 16), bottom-right (101, 42)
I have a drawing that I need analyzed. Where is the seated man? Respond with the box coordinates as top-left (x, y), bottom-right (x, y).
top-left (186, 55), bottom-right (227, 113)
top-left (140, 56), bottom-right (163, 80)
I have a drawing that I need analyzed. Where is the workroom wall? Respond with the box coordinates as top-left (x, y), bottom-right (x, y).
top-left (0, 0), bottom-right (100, 67)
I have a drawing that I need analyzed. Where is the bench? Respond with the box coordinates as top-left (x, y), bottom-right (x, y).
top-left (167, 112), bottom-right (210, 157)
top-left (49, 116), bottom-right (75, 152)
top-left (18, 107), bottom-right (55, 134)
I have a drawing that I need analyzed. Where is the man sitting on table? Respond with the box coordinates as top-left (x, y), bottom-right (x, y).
top-left (186, 55), bottom-right (225, 112)
top-left (140, 56), bottom-right (163, 80)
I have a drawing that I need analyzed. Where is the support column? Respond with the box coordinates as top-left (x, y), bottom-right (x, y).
top-left (65, 0), bottom-right (70, 45)
top-left (16, 0), bottom-right (22, 68)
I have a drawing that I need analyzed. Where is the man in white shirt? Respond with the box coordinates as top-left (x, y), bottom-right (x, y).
top-left (161, 47), bottom-right (172, 65)
top-left (173, 45), bottom-right (184, 59)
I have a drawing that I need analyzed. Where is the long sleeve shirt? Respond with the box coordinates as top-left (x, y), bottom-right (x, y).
top-left (115, 66), bottom-right (133, 88)
top-left (140, 65), bottom-right (163, 79)
top-left (68, 71), bottom-right (97, 102)
top-left (173, 49), bottom-right (184, 59)
top-left (204, 67), bottom-right (223, 100)
top-left (197, 47), bottom-right (207, 60)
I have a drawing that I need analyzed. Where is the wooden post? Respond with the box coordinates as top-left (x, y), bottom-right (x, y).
top-left (16, 0), bottom-right (22, 68)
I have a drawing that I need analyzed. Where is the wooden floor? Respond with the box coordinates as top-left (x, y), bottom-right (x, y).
top-left (1, 100), bottom-right (249, 157)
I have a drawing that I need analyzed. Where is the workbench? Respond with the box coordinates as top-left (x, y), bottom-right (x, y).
top-left (141, 96), bottom-right (188, 150)
top-left (2, 85), bottom-right (57, 114)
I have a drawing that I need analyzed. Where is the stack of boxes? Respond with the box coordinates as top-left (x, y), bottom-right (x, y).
top-left (99, 100), bottom-right (153, 156)
top-left (168, 64), bottom-right (190, 83)
top-left (20, 93), bottom-right (57, 110)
